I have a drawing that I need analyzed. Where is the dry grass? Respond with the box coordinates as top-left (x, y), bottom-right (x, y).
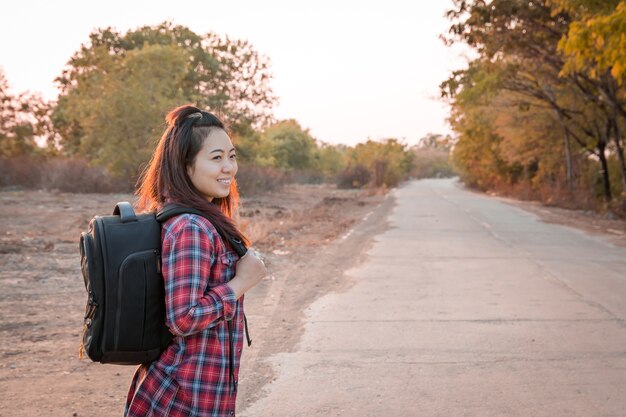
top-left (237, 184), bottom-right (383, 255)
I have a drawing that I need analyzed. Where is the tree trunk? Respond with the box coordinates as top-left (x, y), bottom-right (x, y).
top-left (603, 71), bottom-right (626, 196)
top-left (610, 115), bottom-right (626, 195)
top-left (556, 110), bottom-right (573, 192)
top-left (597, 141), bottom-right (612, 202)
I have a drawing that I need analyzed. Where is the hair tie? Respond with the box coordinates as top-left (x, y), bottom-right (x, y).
top-left (175, 111), bottom-right (203, 128)
top-left (186, 112), bottom-right (203, 121)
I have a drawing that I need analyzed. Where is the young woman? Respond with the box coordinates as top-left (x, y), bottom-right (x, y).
top-left (125, 104), bottom-right (267, 416)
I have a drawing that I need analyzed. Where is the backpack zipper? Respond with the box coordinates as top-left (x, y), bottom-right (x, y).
top-left (85, 291), bottom-right (98, 321)
top-left (79, 290), bottom-right (98, 359)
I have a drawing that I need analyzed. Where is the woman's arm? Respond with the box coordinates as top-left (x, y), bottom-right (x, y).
top-left (162, 219), bottom-right (236, 337)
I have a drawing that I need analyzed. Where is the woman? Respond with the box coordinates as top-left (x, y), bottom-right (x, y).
top-left (125, 104), bottom-right (267, 416)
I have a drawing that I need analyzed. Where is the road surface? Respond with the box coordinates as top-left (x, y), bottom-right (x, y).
top-left (241, 178), bottom-right (626, 417)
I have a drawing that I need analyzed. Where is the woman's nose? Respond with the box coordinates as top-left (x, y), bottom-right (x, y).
top-left (222, 159), bottom-right (236, 173)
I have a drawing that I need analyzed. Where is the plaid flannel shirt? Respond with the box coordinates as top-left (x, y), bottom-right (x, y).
top-left (125, 214), bottom-right (244, 417)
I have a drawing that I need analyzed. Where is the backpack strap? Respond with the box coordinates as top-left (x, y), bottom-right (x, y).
top-left (113, 202), bottom-right (137, 223)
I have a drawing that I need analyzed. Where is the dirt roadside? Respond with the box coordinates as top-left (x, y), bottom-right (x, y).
top-left (0, 184), bottom-right (386, 417)
top-left (497, 196), bottom-right (626, 249)
top-left (455, 181), bottom-right (626, 249)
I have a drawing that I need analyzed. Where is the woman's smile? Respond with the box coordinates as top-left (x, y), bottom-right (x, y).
top-left (186, 128), bottom-right (238, 202)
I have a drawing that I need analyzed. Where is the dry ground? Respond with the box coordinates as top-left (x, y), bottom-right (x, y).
top-left (498, 197), bottom-right (626, 248)
top-left (0, 184), bottom-right (384, 416)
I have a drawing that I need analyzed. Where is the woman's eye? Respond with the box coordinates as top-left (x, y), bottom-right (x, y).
top-left (212, 155), bottom-right (222, 160)
top-left (230, 154), bottom-right (237, 160)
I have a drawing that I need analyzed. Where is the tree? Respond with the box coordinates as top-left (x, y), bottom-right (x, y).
top-left (262, 120), bottom-right (318, 170)
top-left (443, 0), bottom-right (581, 190)
top-left (411, 134), bottom-right (455, 179)
top-left (232, 123), bottom-right (277, 167)
top-left (57, 22), bottom-right (276, 131)
top-left (417, 133), bottom-right (455, 152)
top-left (449, 110), bottom-right (507, 190)
top-left (442, 0), bottom-right (626, 203)
top-left (0, 69), bottom-right (48, 157)
top-left (348, 139), bottom-right (413, 187)
top-left (552, 0), bottom-right (626, 81)
top-left (314, 142), bottom-right (346, 178)
top-left (553, 0), bottom-right (626, 194)
top-left (53, 22), bottom-right (277, 178)
top-left (53, 44), bottom-right (190, 179)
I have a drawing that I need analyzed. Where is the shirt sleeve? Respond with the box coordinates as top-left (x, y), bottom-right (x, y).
top-left (162, 218), bottom-right (236, 337)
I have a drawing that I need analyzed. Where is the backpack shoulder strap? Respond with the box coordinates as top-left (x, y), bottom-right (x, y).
top-left (156, 204), bottom-right (201, 222)
top-left (156, 204), bottom-right (248, 257)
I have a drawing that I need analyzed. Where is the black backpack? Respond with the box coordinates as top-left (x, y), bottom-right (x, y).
top-left (79, 202), bottom-right (247, 365)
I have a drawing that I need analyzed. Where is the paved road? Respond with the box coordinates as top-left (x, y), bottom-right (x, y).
top-left (241, 179), bottom-right (626, 417)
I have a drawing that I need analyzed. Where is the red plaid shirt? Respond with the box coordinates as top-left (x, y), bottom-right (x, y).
top-left (125, 214), bottom-right (244, 417)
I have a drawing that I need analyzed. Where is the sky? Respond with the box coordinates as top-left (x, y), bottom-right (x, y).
top-left (0, 0), bottom-right (469, 146)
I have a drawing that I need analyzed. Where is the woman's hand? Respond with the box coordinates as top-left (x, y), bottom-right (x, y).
top-left (227, 249), bottom-right (268, 299)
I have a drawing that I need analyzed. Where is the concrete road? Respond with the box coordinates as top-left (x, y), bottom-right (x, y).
top-left (241, 179), bottom-right (626, 417)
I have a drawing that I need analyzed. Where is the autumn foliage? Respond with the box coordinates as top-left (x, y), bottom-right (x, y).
top-left (442, 0), bottom-right (626, 215)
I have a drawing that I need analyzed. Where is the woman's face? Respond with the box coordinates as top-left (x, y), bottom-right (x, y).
top-left (186, 128), bottom-right (238, 202)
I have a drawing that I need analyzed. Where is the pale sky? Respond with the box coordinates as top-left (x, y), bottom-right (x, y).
top-left (0, 0), bottom-right (468, 146)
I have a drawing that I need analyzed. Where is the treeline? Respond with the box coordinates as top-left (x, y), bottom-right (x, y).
top-left (0, 22), bottom-right (453, 194)
top-left (441, 0), bottom-right (626, 214)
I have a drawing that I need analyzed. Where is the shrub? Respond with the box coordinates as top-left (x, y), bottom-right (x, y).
top-left (42, 158), bottom-right (121, 193)
top-left (410, 148), bottom-right (456, 179)
top-left (0, 155), bottom-right (43, 188)
top-left (0, 155), bottom-right (124, 193)
top-left (337, 165), bottom-right (371, 189)
top-left (346, 139), bottom-right (413, 188)
top-left (236, 164), bottom-right (288, 196)
top-left (285, 168), bottom-right (325, 184)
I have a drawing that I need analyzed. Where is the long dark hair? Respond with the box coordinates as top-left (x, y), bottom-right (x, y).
top-left (136, 104), bottom-right (248, 245)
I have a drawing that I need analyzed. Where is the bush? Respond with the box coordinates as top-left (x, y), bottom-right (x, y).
top-left (0, 155), bottom-right (124, 193)
top-left (285, 168), bottom-right (325, 184)
top-left (236, 164), bottom-right (288, 196)
top-left (410, 148), bottom-right (456, 179)
top-left (346, 139), bottom-right (413, 188)
top-left (42, 158), bottom-right (121, 193)
top-left (0, 155), bottom-right (43, 188)
top-left (337, 165), bottom-right (371, 189)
